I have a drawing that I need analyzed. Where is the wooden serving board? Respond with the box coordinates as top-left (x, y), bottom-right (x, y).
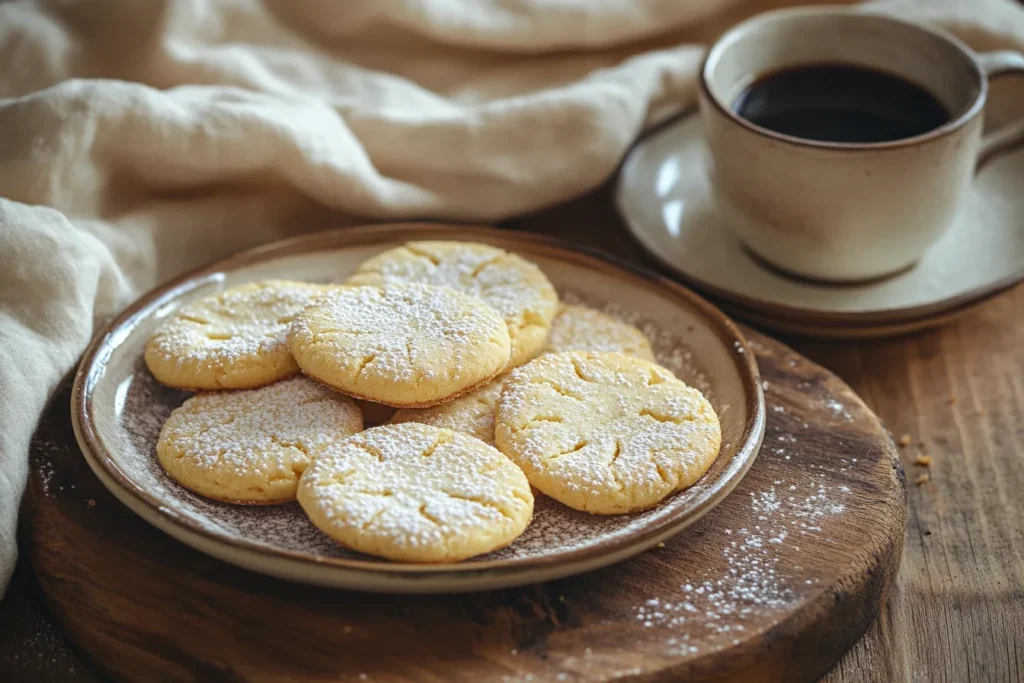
top-left (23, 328), bottom-right (905, 683)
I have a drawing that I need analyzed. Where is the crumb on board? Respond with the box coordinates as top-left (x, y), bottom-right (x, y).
top-left (914, 455), bottom-right (932, 467)
top-left (898, 434), bottom-right (912, 447)
top-left (915, 474), bottom-right (930, 486)
top-left (657, 542), bottom-right (666, 548)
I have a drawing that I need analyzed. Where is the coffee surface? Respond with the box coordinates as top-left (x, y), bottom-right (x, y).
top-left (732, 63), bottom-right (950, 143)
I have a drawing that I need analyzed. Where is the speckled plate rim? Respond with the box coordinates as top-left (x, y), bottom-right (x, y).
top-left (71, 223), bottom-right (766, 593)
top-left (615, 111), bottom-right (1024, 328)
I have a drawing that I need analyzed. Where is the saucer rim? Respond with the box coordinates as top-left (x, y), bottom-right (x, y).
top-left (718, 283), bottom-right (1018, 339)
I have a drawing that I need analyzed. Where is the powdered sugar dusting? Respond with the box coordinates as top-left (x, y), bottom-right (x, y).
top-left (349, 241), bottom-right (554, 321)
top-left (0, 568), bottom-right (90, 678)
top-left (498, 351), bottom-right (720, 514)
top-left (118, 360), bottom-right (726, 561)
top-left (345, 241), bottom-right (559, 366)
top-left (631, 477), bottom-right (849, 652)
top-left (299, 423), bottom-right (532, 561)
top-left (112, 289), bottom-right (730, 565)
top-left (544, 304), bottom-right (654, 360)
top-left (824, 398), bottom-right (853, 421)
top-left (165, 378), bottom-right (360, 460)
top-left (147, 281), bottom-right (328, 366)
top-left (158, 377), bottom-right (361, 501)
top-left (560, 290), bottom-right (711, 398)
top-left (291, 283), bottom-right (510, 386)
top-left (389, 375), bottom-right (507, 445)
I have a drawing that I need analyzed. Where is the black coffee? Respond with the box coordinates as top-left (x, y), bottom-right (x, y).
top-left (732, 63), bottom-right (950, 143)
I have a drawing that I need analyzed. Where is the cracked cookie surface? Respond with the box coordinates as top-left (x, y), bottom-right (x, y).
top-left (345, 241), bottom-right (558, 368)
top-left (297, 423), bottom-right (534, 562)
top-left (145, 280), bottom-right (332, 390)
top-left (544, 305), bottom-right (654, 361)
top-left (289, 283), bottom-right (511, 407)
top-left (157, 377), bottom-right (362, 504)
top-left (495, 351), bottom-right (721, 514)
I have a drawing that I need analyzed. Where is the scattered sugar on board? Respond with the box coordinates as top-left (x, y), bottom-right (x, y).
top-left (632, 479), bottom-right (848, 655)
top-left (36, 457), bottom-right (56, 496)
top-left (824, 398), bottom-right (853, 421)
top-left (31, 432), bottom-right (77, 497)
top-left (0, 572), bottom-right (90, 677)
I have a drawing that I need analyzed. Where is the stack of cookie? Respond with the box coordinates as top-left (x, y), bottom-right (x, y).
top-left (146, 241), bottom-right (721, 563)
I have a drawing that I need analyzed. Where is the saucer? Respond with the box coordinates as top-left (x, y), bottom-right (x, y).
top-left (615, 112), bottom-right (1024, 334)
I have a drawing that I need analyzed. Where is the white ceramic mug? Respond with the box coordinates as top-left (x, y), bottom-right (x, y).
top-left (698, 7), bottom-right (1024, 282)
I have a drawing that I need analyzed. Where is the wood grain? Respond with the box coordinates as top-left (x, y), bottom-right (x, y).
top-left (14, 316), bottom-right (903, 683)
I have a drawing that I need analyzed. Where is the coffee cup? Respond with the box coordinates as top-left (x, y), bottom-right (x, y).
top-left (698, 6), bottom-right (1024, 282)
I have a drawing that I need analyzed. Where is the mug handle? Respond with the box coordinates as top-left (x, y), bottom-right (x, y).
top-left (976, 50), bottom-right (1024, 169)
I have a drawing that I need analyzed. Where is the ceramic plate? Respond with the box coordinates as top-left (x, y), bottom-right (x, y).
top-left (72, 224), bottom-right (766, 593)
top-left (615, 113), bottom-right (1024, 327)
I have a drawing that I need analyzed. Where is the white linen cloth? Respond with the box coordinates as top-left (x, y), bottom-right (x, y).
top-left (1, 0), bottom-right (1022, 594)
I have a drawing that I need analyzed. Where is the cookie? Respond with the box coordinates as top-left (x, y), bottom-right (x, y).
top-left (157, 377), bottom-right (362, 504)
top-left (297, 423), bottom-right (534, 563)
top-left (288, 283), bottom-right (511, 407)
top-left (145, 280), bottom-right (330, 391)
top-left (345, 241), bottom-right (558, 368)
top-left (388, 374), bottom-right (507, 446)
top-left (495, 351), bottom-right (721, 514)
top-left (544, 305), bottom-right (654, 361)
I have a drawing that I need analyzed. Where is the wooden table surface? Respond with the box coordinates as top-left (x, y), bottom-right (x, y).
top-left (1, 180), bottom-right (1021, 682)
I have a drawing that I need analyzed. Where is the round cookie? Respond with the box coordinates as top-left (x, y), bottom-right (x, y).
top-left (495, 351), bottom-right (721, 515)
top-left (288, 283), bottom-right (511, 407)
top-left (544, 304), bottom-right (655, 361)
top-left (297, 423), bottom-right (534, 563)
top-left (145, 280), bottom-right (331, 391)
top-left (345, 241), bottom-right (558, 368)
top-left (157, 377), bottom-right (362, 504)
top-left (388, 374), bottom-right (507, 446)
